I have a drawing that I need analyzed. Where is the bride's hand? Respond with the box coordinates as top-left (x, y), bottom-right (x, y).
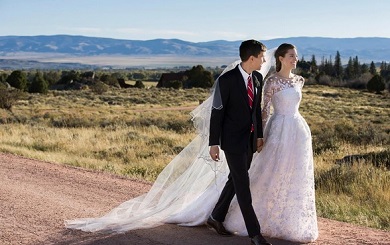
top-left (256, 138), bottom-right (264, 152)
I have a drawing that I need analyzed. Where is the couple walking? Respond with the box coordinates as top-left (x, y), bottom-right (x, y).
top-left (65, 40), bottom-right (318, 244)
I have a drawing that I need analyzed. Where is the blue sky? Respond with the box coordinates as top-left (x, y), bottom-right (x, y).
top-left (1, 0), bottom-right (389, 42)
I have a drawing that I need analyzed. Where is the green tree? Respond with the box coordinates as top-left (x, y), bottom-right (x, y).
top-left (380, 64), bottom-right (390, 82)
top-left (29, 72), bottom-right (49, 94)
top-left (43, 71), bottom-right (61, 86)
top-left (186, 65), bottom-right (213, 88)
top-left (132, 72), bottom-right (146, 80)
top-left (360, 63), bottom-right (369, 74)
top-left (297, 57), bottom-right (311, 73)
top-left (58, 70), bottom-right (80, 84)
top-left (310, 55), bottom-right (318, 73)
top-left (380, 61), bottom-right (387, 71)
top-left (344, 57), bottom-right (355, 80)
top-left (6, 70), bottom-right (28, 91)
top-left (353, 56), bottom-right (361, 77)
top-left (320, 57), bottom-right (334, 76)
top-left (369, 61), bottom-right (377, 75)
top-left (367, 74), bottom-right (385, 93)
top-left (334, 51), bottom-right (343, 78)
top-left (296, 59), bottom-right (311, 78)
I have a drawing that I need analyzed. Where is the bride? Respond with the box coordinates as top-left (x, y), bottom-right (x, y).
top-left (65, 43), bottom-right (318, 243)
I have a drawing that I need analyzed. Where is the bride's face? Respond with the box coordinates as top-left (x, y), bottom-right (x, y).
top-left (280, 48), bottom-right (298, 70)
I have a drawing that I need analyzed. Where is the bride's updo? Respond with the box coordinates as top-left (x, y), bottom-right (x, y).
top-left (274, 43), bottom-right (296, 72)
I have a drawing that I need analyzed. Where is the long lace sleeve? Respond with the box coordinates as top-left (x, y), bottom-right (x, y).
top-left (261, 78), bottom-right (274, 130)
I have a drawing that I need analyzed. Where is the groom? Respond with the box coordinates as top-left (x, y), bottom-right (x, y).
top-left (208, 40), bottom-right (271, 245)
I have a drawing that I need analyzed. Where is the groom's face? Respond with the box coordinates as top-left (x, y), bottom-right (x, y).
top-left (253, 51), bottom-right (266, 70)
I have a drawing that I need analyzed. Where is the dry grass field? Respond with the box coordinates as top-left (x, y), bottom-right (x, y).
top-left (0, 84), bottom-right (389, 231)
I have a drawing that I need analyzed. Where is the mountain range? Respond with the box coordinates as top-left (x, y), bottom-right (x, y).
top-left (0, 35), bottom-right (389, 69)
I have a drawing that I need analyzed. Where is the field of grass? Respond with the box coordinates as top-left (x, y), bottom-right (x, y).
top-left (0, 84), bottom-right (389, 231)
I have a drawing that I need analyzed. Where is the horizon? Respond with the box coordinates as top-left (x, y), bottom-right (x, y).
top-left (1, 0), bottom-right (389, 42)
top-left (1, 34), bottom-right (389, 43)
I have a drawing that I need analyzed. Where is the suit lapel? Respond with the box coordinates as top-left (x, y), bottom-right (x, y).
top-left (252, 74), bottom-right (261, 108)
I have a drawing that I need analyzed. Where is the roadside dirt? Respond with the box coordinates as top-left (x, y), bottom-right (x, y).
top-left (1, 152), bottom-right (389, 245)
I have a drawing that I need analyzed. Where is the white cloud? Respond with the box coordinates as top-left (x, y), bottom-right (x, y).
top-left (116, 28), bottom-right (197, 37)
top-left (212, 31), bottom-right (247, 40)
top-left (60, 27), bottom-right (102, 34)
top-left (115, 28), bottom-right (144, 34)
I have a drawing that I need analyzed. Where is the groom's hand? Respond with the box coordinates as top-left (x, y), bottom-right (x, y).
top-left (209, 145), bottom-right (220, 161)
top-left (256, 138), bottom-right (264, 152)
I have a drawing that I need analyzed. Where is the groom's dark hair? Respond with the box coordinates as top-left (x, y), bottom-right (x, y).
top-left (239, 39), bottom-right (267, 62)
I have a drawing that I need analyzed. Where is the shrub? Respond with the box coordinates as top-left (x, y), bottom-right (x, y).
top-left (6, 70), bottom-right (27, 91)
top-left (336, 150), bottom-right (390, 169)
top-left (0, 88), bottom-right (24, 111)
top-left (122, 165), bottom-right (164, 180)
top-left (318, 74), bottom-right (332, 86)
top-left (335, 121), bottom-right (388, 146)
top-left (29, 72), bottom-right (49, 94)
top-left (134, 80), bottom-right (145, 88)
top-left (347, 80), bottom-right (367, 89)
top-left (90, 81), bottom-right (109, 94)
top-left (367, 74), bottom-right (385, 93)
top-left (186, 65), bottom-right (213, 88)
top-left (164, 80), bottom-right (182, 89)
top-left (50, 116), bottom-right (96, 128)
top-left (311, 123), bottom-right (340, 154)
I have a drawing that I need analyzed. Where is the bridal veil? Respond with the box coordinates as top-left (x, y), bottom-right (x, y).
top-left (65, 47), bottom-right (276, 233)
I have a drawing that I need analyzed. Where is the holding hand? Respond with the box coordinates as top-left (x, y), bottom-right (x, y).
top-left (209, 145), bottom-right (220, 161)
top-left (256, 138), bottom-right (264, 152)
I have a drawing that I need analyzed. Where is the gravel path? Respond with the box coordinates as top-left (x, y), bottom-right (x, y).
top-left (1, 152), bottom-right (389, 245)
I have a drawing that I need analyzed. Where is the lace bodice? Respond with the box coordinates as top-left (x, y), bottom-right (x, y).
top-left (261, 73), bottom-right (305, 128)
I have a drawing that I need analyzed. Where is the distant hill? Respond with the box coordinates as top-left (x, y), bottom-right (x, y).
top-left (0, 35), bottom-right (389, 69)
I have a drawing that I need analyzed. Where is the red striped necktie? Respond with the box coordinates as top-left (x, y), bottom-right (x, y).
top-left (247, 76), bottom-right (254, 132)
top-left (247, 76), bottom-right (254, 109)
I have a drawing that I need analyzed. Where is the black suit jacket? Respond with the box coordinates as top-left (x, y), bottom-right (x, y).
top-left (209, 65), bottom-right (263, 154)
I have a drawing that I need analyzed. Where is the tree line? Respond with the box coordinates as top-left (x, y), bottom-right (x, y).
top-left (296, 51), bottom-right (388, 93)
top-left (0, 50), bottom-right (388, 102)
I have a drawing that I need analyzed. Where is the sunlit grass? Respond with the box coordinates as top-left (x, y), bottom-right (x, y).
top-left (0, 85), bottom-right (389, 230)
top-left (0, 121), bottom-right (196, 181)
top-left (314, 143), bottom-right (389, 230)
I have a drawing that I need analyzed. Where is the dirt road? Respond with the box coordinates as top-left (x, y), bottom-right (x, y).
top-left (0, 152), bottom-right (389, 245)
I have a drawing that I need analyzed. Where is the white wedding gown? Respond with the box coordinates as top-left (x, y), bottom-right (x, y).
top-left (227, 74), bottom-right (318, 242)
top-left (65, 63), bottom-right (318, 243)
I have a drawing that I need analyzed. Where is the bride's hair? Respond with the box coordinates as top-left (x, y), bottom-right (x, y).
top-left (274, 43), bottom-right (296, 72)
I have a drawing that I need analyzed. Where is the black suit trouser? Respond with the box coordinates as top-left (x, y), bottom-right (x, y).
top-left (211, 134), bottom-right (260, 237)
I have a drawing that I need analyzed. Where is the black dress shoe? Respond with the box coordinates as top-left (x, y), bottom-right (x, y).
top-left (250, 234), bottom-right (272, 245)
top-left (206, 216), bottom-right (233, 236)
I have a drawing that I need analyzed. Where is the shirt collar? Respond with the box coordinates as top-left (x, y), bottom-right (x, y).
top-left (239, 63), bottom-right (251, 86)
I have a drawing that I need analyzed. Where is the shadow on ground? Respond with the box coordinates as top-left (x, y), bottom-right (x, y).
top-left (45, 224), bottom-right (302, 245)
